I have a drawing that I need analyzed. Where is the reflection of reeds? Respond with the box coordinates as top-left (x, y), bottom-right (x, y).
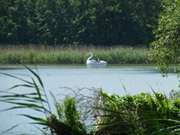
top-left (0, 46), bottom-right (149, 64)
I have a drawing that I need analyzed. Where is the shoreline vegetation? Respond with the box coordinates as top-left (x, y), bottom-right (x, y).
top-left (0, 45), bottom-right (150, 65)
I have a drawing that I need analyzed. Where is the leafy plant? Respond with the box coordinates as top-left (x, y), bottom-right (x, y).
top-left (150, 0), bottom-right (180, 73)
top-left (91, 90), bottom-right (180, 135)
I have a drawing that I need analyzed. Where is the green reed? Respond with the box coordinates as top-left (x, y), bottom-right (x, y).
top-left (0, 46), bottom-right (149, 64)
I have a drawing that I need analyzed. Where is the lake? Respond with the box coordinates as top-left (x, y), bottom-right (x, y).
top-left (0, 65), bottom-right (179, 135)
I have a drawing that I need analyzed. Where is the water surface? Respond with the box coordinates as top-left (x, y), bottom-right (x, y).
top-left (0, 65), bottom-right (179, 135)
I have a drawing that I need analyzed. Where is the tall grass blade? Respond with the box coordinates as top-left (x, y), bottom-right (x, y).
top-left (20, 114), bottom-right (48, 126)
top-left (32, 78), bottom-right (42, 102)
top-left (25, 65), bottom-right (44, 88)
top-left (1, 101), bottom-right (45, 109)
top-left (0, 106), bottom-right (45, 112)
top-left (6, 84), bottom-right (34, 90)
top-left (0, 72), bottom-right (33, 85)
top-left (0, 124), bottom-right (19, 135)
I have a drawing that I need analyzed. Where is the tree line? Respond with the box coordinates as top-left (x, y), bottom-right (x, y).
top-left (0, 0), bottom-right (162, 46)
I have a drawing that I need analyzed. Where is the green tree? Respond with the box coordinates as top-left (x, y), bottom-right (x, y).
top-left (0, 0), bottom-right (162, 46)
top-left (150, 0), bottom-right (180, 73)
top-left (0, 0), bottom-right (16, 43)
top-left (78, 0), bottom-right (162, 45)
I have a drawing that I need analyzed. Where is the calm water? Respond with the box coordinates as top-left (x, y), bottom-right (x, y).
top-left (0, 65), bottom-right (179, 135)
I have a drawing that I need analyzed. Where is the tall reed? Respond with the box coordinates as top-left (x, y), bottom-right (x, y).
top-left (0, 46), bottom-right (149, 64)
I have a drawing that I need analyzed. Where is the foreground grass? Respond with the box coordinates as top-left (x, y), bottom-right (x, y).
top-left (0, 46), bottom-right (150, 64)
top-left (0, 67), bottom-right (179, 135)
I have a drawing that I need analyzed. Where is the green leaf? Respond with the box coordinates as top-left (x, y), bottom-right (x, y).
top-left (25, 65), bottom-right (44, 88)
top-left (0, 72), bottom-right (33, 85)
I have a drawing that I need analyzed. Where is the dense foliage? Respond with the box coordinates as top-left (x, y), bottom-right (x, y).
top-left (94, 91), bottom-right (180, 135)
top-left (150, 0), bottom-right (180, 73)
top-left (0, 0), bottom-right (162, 45)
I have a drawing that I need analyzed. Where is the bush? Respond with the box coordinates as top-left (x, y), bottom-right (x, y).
top-left (92, 91), bottom-right (180, 135)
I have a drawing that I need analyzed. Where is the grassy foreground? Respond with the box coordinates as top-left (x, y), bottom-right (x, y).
top-left (0, 67), bottom-right (179, 135)
top-left (0, 46), bottom-right (150, 64)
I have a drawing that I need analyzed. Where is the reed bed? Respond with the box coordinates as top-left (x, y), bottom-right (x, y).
top-left (0, 46), bottom-right (150, 64)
